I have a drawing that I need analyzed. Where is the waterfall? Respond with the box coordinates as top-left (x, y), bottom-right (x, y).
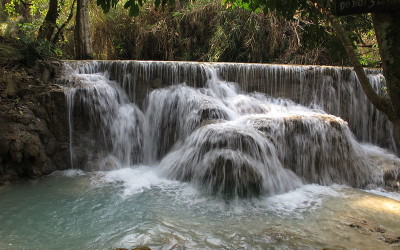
top-left (65, 61), bottom-right (397, 152)
top-left (65, 87), bottom-right (76, 169)
top-left (62, 60), bottom-right (394, 197)
top-left (64, 70), bottom-right (144, 169)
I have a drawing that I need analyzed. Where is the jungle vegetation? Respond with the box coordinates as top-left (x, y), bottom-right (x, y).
top-left (0, 0), bottom-right (380, 66)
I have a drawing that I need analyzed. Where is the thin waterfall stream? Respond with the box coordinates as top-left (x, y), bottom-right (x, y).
top-left (0, 61), bottom-right (399, 249)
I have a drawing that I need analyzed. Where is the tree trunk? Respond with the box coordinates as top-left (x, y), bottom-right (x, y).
top-left (372, 12), bottom-right (400, 124)
top-left (75, 0), bottom-right (93, 59)
top-left (37, 0), bottom-right (59, 41)
top-left (328, 14), bottom-right (398, 120)
top-left (308, 0), bottom-right (399, 145)
top-left (327, 14), bottom-right (395, 117)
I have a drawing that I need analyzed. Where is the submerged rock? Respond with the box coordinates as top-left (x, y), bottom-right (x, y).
top-left (347, 218), bottom-right (400, 245)
top-left (349, 220), bottom-right (386, 233)
top-left (382, 234), bottom-right (400, 244)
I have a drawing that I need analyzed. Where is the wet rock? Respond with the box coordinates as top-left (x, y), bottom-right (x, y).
top-left (145, 86), bottom-right (233, 161)
top-left (34, 61), bottom-right (64, 84)
top-left (202, 151), bottom-right (264, 197)
top-left (162, 122), bottom-right (302, 197)
top-left (197, 104), bottom-right (229, 122)
top-left (249, 114), bottom-right (377, 188)
top-left (199, 119), bottom-right (223, 127)
top-left (383, 168), bottom-right (400, 191)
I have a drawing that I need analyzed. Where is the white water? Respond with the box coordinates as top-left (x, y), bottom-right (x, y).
top-left (65, 72), bottom-right (144, 168)
top-left (68, 61), bottom-right (397, 152)
top-left (62, 61), bottom-right (396, 197)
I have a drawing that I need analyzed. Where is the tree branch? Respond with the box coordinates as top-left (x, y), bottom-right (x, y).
top-left (53, 0), bottom-right (76, 44)
top-left (308, 0), bottom-right (397, 122)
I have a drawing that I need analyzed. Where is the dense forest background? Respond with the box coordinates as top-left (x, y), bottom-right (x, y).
top-left (0, 0), bottom-right (381, 67)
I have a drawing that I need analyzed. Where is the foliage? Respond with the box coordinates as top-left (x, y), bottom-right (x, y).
top-left (2, 0), bottom-right (76, 40)
top-left (18, 37), bottom-right (60, 65)
top-left (356, 30), bottom-right (380, 67)
top-left (223, 0), bottom-right (380, 65)
top-left (3, 0), bottom-right (48, 37)
top-left (5, 0), bottom-right (48, 16)
top-left (0, 0), bottom-right (380, 65)
top-left (97, 0), bottom-right (145, 16)
top-left (90, 0), bottom-right (334, 63)
top-left (0, 36), bottom-right (60, 66)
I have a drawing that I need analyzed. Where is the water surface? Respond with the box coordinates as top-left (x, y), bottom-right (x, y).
top-left (1, 167), bottom-right (399, 249)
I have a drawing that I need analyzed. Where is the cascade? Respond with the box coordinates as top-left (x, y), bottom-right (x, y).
top-left (66, 61), bottom-right (397, 152)
top-left (64, 71), bottom-right (144, 169)
top-left (62, 60), bottom-right (394, 197)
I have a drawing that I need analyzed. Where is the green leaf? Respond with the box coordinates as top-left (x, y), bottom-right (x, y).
top-left (155, 0), bottom-right (160, 7)
top-left (129, 4), bottom-right (140, 16)
top-left (124, 0), bottom-right (133, 8)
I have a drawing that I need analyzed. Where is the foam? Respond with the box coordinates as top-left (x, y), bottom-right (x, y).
top-left (361, 143), bottom-right (400, 170)
top-left (91, 167), bottom-right (343, 219)
top-left (365, 189), bottom-right (400, 202)
top-left (262, 184), bottom-right (341, 218)
top-left (92, 166), bottom-right (182, 197)
top-left (52, 169), bottom-right (87, 177)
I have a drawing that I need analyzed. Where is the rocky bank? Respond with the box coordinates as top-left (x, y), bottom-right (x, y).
top-left (0, 60), bottom-right (69, 185)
